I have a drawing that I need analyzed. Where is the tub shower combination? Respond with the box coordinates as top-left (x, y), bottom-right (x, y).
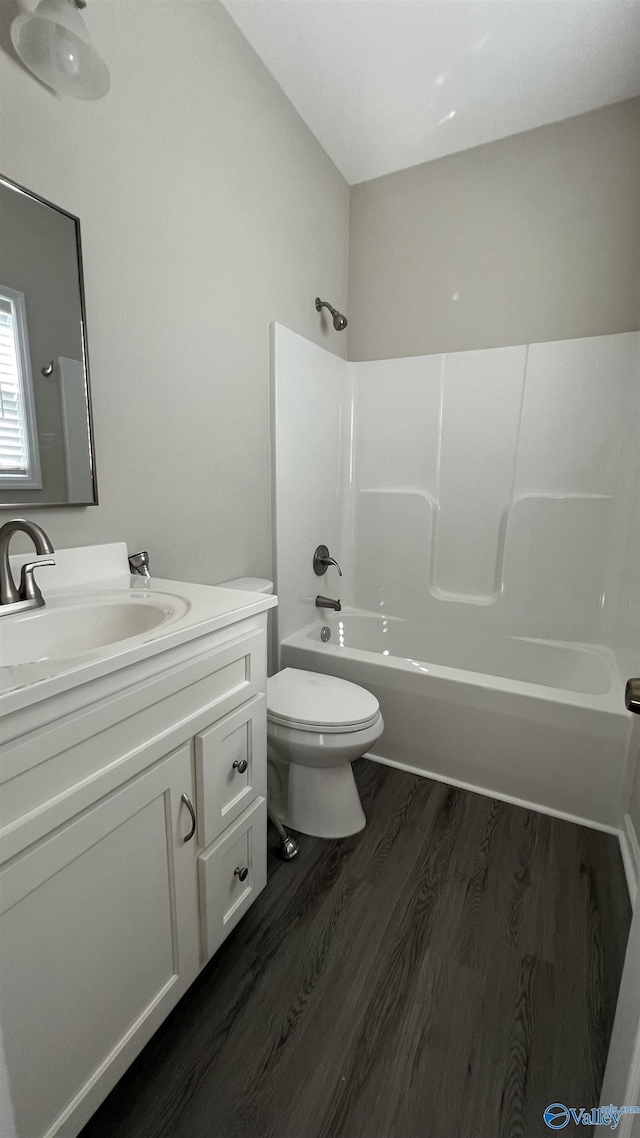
top-left (282, 614), bottom-right (630, 831)
top-left (273, 325), bottom-right (639, 836)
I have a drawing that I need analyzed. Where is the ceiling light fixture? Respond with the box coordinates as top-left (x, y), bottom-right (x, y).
top-left (11, 0), bottom-right (110, 101)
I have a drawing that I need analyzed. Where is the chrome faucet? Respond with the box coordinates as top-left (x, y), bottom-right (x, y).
top-left (128, 550), bottom-right (150, 578)
top-left (316, 595), bottom-right (341, 612)
top-left (0, 519), bottom-right (56, 617)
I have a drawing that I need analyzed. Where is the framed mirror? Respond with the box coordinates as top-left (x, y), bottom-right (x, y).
top-left (0, 175), bottom-right (98, 507)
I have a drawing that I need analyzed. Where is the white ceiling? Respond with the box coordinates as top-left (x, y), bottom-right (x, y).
top-left (221, 0), bottom-right (640, 185)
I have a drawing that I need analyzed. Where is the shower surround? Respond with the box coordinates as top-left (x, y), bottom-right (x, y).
top-left (272, 325), bottom-right (640, 840)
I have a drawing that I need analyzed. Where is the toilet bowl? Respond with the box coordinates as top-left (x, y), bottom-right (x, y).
top-left (216, 578), bottom-right (384, 839)
top-left (267, 668), bottom-right (384, 838)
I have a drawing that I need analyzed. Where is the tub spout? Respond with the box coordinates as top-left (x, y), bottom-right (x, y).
top-left (316, 595), bottom-right (341, 611)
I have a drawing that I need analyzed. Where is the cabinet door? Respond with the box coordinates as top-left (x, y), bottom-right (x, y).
top-left (195, 694), bottom-right (267, 847)
top-left (0, 744), bottom-right (199, 1138)
top-left (198, 797), bottom-right (267, 963)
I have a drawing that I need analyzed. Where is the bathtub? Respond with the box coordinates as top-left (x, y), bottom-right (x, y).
top-left (280, 612), bottom-right (635, 830)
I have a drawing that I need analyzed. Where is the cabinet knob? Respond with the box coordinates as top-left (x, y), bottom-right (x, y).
top-left (234, 866), bottom-right (249, 882)
top-left (233, 759), bottom-right (248, 774)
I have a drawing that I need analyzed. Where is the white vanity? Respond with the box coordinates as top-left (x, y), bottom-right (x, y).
top-left (0, 543), bottom-right (277, 1138)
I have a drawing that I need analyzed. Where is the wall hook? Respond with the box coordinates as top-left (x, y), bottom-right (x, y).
top-left (41, 360), bottom-right (54, 377)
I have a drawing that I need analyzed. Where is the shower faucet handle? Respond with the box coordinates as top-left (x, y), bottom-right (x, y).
top-left (313, 544), bottom-right (342, 577)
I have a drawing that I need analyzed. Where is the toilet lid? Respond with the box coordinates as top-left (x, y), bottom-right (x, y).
top-left (267, 668), bottom-right (380, 732)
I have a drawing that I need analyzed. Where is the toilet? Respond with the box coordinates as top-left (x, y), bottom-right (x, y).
top-left (267, 667), bottom-right (383, 838)
top-left (217, 577), bottom-right (384, 839)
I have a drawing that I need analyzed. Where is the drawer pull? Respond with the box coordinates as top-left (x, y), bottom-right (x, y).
top-left (234, 866), bottom-right (249, 882)
top-left (181, 792), bottom-right (197, 843)
top-left (233, 759), bottom-right (248, 774)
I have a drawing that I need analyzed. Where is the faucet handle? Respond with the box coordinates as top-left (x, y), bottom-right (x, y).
top-left (313, 544), bottom-right (343, 577)
top-left (19, 558), bottom-right (56, 603)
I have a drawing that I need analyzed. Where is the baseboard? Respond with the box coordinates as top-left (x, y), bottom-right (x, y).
top-left (365, 750), bottom-right (621, 836)
top-left (620, 814), bottom-right (640, 906)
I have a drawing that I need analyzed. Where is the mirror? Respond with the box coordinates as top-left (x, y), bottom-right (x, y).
top-left (0, 175), bottom-right (98, 507)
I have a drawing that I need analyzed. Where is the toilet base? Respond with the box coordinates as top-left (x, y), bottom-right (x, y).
top-left (281, 761), bottom-right (366, 839)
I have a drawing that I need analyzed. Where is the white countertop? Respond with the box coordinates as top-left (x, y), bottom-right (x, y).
top-left (0, 572), bottom-right (276, 715)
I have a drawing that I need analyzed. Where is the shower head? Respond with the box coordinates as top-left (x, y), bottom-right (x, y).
top-left (315, 297), bottom-right (348, 331)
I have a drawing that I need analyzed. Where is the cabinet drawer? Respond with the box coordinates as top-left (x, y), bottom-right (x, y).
top-left (198, 797), bottom-right (267, 963)
top-left (195, 694), bottom-right (267, 847)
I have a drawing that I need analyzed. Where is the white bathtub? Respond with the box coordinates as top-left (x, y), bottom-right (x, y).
top-left (280, 612), bottom-right (635, 830)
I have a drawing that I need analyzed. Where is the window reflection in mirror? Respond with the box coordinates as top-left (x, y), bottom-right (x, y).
top-left (0, 287), bottom-right (42, 490)
top-left (0, 177), bottom-right (97, 507)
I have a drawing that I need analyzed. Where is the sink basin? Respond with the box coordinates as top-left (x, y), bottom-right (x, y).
top-left (0, 592), bottom-right (189, 667)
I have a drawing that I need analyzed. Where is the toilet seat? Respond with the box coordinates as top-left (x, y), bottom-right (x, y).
top-left (267, 668), bottom-right (380, 734)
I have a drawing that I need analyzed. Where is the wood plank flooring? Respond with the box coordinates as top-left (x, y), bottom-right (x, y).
top-left (80, 760), bottom-right (631, 1138)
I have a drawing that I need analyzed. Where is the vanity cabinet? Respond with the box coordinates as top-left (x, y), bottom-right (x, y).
top-left (0, 609), bottom-right (271, 1138)
top-left (0, 744), bottom-right (200, 1138)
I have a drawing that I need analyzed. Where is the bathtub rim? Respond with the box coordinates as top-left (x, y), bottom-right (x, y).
top-left (282, 611), bottom-right (630, 718)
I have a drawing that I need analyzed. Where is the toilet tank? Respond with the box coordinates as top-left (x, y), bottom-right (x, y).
top-left (217, 578), bottom-right (276, 673)
top-left (216, 577), bottom-right (274, 594)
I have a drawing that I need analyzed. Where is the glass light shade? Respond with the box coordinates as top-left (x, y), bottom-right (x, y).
top-left (11, 0), bottom-right (110, 101)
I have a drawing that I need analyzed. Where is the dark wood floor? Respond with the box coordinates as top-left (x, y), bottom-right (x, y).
top-left (80, 760), bottom-right (631, 1138)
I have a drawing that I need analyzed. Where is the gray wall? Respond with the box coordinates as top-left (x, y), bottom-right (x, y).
top-left (0, 0), bottom-right (349, 579)
top-left (2, 5), bottom-right (638, 585)
top-left (348, 98), bottom-right (640, 361)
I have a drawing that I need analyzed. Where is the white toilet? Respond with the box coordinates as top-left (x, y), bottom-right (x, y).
top-left (218, 577), bottom-right (384, 839)
top-left (267, 667), bottom-right (383, 838)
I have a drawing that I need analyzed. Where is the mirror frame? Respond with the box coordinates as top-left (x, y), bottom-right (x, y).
top-left (0, 173), bottom-right (98, 508)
